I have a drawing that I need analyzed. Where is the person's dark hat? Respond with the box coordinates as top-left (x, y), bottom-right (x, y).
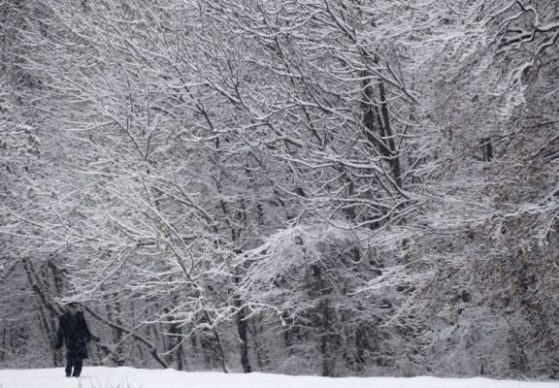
top-left (67, 302), bottom-right (79, 308)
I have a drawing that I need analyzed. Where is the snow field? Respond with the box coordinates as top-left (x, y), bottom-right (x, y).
top-left (1, 367), bottom-right (558, 388)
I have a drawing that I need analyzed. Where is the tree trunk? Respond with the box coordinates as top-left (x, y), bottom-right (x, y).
top-left (234, 296), bottom-right (251, 372)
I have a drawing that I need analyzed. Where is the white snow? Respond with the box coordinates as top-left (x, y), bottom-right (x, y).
top-left (0, 367), bottom-right (558, 388)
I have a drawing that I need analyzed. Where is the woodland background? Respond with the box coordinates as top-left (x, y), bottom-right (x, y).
top-left (1, 0), bottom-right (558, 379)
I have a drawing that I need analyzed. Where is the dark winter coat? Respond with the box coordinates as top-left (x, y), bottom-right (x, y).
top-left (56, 311), bottom-right (93, 359)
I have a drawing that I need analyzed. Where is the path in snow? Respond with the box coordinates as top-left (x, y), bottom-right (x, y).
top-left (0, 367), bottom-right (558, 388)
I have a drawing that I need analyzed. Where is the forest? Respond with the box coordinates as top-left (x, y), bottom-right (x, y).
top-left (1, 0), bottom-right (558, 379)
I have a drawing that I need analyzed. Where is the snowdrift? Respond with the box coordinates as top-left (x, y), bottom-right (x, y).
top-left (0, 367), bottom-right (558, 388)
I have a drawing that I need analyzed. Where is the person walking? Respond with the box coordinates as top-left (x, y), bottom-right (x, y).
top-left (55, 302), bottom-right (99, 377)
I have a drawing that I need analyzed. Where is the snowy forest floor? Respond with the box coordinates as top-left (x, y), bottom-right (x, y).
top-left (1, 367), bottom-right (558, 388)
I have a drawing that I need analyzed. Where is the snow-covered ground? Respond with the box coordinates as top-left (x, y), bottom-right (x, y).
top-left (0, 367), bottom-right (558, 388)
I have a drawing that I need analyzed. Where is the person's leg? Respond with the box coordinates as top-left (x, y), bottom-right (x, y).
top-left (65, 353), bottom-right (74, 377)
top-left (72, 357), bottom-right (83, 377)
